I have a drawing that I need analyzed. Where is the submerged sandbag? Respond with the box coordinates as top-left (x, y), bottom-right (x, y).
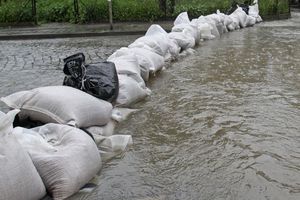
top-left (116, 74), bottom-right (151, 107)
top-left (63, 53), bottom-right (119, 102)
top-left (13, 123), bottom-right (101, 200)
top-left (0, 110), bottom-right (46, 200)
top-left (1, 86), bottom-right (113, 128)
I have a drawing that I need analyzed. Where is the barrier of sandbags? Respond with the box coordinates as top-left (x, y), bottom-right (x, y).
top-left (0, 110), bottom-right (46, 200)
top-left (0, 1), bottom-right (263, 198)
top-left (13, 123), bottom-right (101, 200)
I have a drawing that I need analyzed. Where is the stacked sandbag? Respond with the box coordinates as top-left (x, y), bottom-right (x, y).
top-left (172, 12), bottom-right (201, 45)
top-left (0, 110), bottom-right (46, 200)
top-left (13, 123), bottom-right (101, 200)
top-left (249, 0), bottom-right (263, 23)
top-left (1, 86), bottom-right (113, 128)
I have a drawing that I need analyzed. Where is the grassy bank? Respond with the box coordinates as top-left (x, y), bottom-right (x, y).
top-left (0, 0), bottom-right (290, 24)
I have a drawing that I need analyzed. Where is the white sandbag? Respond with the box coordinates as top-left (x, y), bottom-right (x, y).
top-left (216, 10), bottom-right (230, 33)
top-left (128, 47), bottom-right (165, 74)
top-left (249, 2), bottom-right (263, 23)
top-left (229, 14), bottom-right (241, 30)
top-left (0, 110), bottom-right (46, 200)
top-left (198, 16), bottom-right (220, 38)
top-left (111, 107), bottom-right (139, 122)
top-left (108, 48), bottom-right (150, 81)
top-left (13, 123), bottom-right (101, 200)
top-left (1, 86), bottom-right (113, 128)
top-left (232, 7), bottom-right (248, 28)
top-left (107, 55), bottom-right (145, 86)
top-left (173, 12), bottom-right (200, 44)
top-left (86, 120), bottom-right (117, 137)
top-left (246, 15), bottom-right (256, 27)
top-left (174, 12), bottom-right (190, 25)
top-left (168, 32), bottom-right (195, 50)
top-left (96, 135), bottom-right (133, 162)
top-left (116, 74), bottom-right (151, 107)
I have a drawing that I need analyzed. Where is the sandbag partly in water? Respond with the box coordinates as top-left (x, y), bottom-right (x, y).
top-left (63, 59), bottom-right (119, 103)
top-left (1, 86), bottom-right (113, 128)
top-left (116, 74), bottom-right (151, 107)
top-left (0, 110), bottom-right (46, 200)
top-left (13, 123), bottom-right (101, 200)
top-left (108, 54), bottom-right (145, 86)
top-left (168, 32), bottom-right (195, 50)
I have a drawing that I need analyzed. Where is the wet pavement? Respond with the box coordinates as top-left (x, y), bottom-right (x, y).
top-left (0, 21), bottom-right (173, 40)
top-left (1, 12), bottom-right (300, 200)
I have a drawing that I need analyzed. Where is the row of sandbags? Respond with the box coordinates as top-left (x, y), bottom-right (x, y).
top-left (0, 86), bottom-right (133, 200)
top-left (0, 1), bottom-right (263, 200)
top-left (109, 2), bottom-right (262, 107)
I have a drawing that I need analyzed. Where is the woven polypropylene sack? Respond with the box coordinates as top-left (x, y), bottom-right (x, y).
top-left (13, 123), bottom-right (101, 200)
top-left (0, 110), bottom-right (46, 200)
top-left (1, 86), bottom-right (113, 128)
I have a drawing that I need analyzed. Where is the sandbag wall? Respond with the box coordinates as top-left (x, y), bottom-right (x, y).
top-left (111, 2), bottom-right (262, 107)
top-left (0, 1), bottom-right (262, 200)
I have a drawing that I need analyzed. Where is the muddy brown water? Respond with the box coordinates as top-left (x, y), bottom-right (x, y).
top-left (1, 13), bottom-right (300, 200)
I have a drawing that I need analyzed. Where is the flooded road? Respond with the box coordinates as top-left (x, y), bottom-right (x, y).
top-left (0, 13), bottom-right (299, 200)
top-left (83, 14), bottom-right (300, 200)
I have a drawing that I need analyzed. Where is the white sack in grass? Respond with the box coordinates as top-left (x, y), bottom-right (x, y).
top-left (116, 74), bottom-right (151, 107)
top-left (108, 55), bottom-right (145, 86)
top-left (168, 32), bottom-right (195, 50)
top-left (0, 110), bottom-right (46, 200)
top-left (249, 2), bottom-right (263, 23)
top-left (13, 124), bottom-right (101, 200)
top-left (1, 86), bottom-right (113, 128)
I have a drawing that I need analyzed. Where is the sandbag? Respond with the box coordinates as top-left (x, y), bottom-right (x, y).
top-left (246, 15), bottom-right (256, 27)
top-left (198, 16), bottom-right (220, 38)
top-left (116, 74), bottom-right (151, 107)
top-left (13, 123), bottom-right (101, 200)
top-left (107, 55), bottom-right (145, 86)
top-left (108, 49), bottom-right (149, 81)
top-left (168, 32), bottom-right (196, 50)
top-left (129, 25), bottom-right (170, 57)
top-left (126, 47), bottom-right (165, 75)
top-left (231, 7), bottom-right (248, 28)
top-left (63, 53), bottom-right (119, 102)
top-left (94, 134), bottom-right (133, 162)
top-left (249, 2), bottom-right (263, 23)
top-left (109, 47), bottom-right (164, 81)
top-left (173, 12), bottom-right (200, 44)
top-left (0, 110), bottom-right (46, 200)
top-left (1, 86), bottom-right (113, 128)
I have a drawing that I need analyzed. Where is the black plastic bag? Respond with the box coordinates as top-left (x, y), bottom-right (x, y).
top-left (63, 53), bottom-right (119, 103)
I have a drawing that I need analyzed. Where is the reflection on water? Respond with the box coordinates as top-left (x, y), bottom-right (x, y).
top-left (81, 14), bottom-right (300, 200)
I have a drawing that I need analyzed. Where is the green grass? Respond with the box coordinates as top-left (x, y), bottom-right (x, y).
top-left (0, 0), bottom-right (291, 24)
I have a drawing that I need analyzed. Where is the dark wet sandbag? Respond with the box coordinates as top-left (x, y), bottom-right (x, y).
top-left (82, 62), bottom-right (119, 102)
top-left (63, 53), bottom-right (119, 103)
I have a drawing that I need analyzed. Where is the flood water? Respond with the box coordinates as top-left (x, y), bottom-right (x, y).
top-left (0, 13), bottom-right (299, 200)
top-left (81, 14), bottom-right (300, 200)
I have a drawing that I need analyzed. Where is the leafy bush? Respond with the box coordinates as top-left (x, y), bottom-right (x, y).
top-left (0, 0), bottom-right (291, 24)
